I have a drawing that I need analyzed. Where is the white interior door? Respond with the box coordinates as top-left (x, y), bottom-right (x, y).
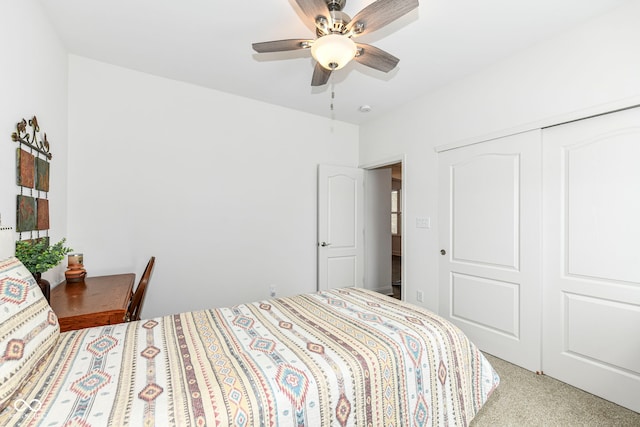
top-left (318, 164), bottom-right (364, 290)
top-left (542, 107), bottom-right (640, 412)
top-left (438, 130), bottom-right (542, 371)
top-left (364, 168), bottom-right (392, 294)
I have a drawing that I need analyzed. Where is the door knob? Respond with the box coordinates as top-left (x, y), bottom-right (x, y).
top-left (320, 242), bottom-right (331, 247)
top-left (440, 249), bottom-right (446, 255)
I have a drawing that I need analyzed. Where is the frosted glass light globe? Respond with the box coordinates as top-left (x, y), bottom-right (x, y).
top-left (311, 34), bottom-right (357, 70)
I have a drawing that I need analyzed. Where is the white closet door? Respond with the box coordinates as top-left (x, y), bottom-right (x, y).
top-left (438, 130), bottom-right (542, 371)
top-left (542, 107), bottom-right (640, 412)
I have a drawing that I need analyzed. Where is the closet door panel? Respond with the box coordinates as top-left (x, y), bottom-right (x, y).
top-left (452, 154), bottom-right (519, 269)
top-left (566, 137), bottom-right (640, 283)
top-left (450, 273), bottom-right (520, 338)
top-left (439, 130), bottom-right (542, 372)
top-left (543, 106), bottom-right (640, 413)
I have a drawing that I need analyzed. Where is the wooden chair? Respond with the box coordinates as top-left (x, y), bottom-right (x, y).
top-left (125, 256), bottom-right (155, 322)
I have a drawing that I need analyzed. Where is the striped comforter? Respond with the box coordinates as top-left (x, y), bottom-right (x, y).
top-left (0, 288), bottom-right (499, 426)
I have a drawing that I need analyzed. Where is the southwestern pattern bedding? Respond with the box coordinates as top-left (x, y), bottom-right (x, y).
top-left (0, 257), bottom-right (499, 426)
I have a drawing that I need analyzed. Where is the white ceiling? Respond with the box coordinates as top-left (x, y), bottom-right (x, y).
top-left (38, 0), bottom-right (628, 125)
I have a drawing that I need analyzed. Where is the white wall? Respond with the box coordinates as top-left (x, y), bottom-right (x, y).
top-left (0, 0), bottom-right (69, 282)
top-left (359, 0), bottom-right (640, 312)
top-left (67, 56), bottom-right (359, 318)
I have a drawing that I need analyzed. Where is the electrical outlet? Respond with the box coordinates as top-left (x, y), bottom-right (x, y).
top-left (269, 285), bottom-right (276, 298)
top-left (416, 290), bottom-right (424, 303)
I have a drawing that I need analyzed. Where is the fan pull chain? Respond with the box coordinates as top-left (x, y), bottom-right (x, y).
top-left (330, 83), bottom-right (335, 111)
top-left (329, 82), bottom-right (336, 122)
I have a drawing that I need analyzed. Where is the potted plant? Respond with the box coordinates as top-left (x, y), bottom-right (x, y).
top-left (15, 237), bottom-right (73, 301)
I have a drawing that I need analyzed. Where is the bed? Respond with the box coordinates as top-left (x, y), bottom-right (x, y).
top-left (0, 256), bottom-right (499, 426)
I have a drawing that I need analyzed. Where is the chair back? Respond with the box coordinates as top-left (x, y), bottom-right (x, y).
top-left (126, 256), bottom-right (155, 322)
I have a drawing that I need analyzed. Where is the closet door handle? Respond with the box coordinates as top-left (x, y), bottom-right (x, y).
top-left (320, 242), bottom-right (331, 247)
top-left (440, 249), bottom-right (446, 255)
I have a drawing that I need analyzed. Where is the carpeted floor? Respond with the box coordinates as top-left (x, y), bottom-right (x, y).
top-left (470, 354), bottom-right (640, 426)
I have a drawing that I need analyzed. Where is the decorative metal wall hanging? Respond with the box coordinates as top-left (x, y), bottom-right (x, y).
top-left (12, 116), bottom-right (52, 240)
top-left (35, 157), bottom-right (50, 191)
top-left (16, 149), bottom-right (35, 187)
top-left (11, 116), bottom-right (52, 159)
top-left (16, 195), bottom-right (37, 232)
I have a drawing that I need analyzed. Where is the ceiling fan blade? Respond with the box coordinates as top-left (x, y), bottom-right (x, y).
top-left (252, 39), bottom-right (313, 53)
top-left (354, 43), bottom-right (399, 73)
top-left (294, 0), bottom-right (331, 27)
top-left (346, 0), bottom-right (419, 37)
top-left (311, 62), bottom-right (332, 86)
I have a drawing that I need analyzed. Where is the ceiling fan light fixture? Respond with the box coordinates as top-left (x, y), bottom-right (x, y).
top-left (252, 0), bottom-right (419, 86)
top-left (311, 34), bottom-right (356, 70)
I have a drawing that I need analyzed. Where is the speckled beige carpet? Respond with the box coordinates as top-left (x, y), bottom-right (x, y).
top-left (470, 354), bottom-right (640, 426)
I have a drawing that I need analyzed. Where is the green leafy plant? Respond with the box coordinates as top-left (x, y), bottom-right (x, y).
top-left (15, 238), bottom-right (73, 275)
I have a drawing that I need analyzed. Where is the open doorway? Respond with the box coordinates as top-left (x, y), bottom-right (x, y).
top-left (371, 162), bottom-right (402, 300)
top-left (390, 163), bottom-right (402, 299)
top-left (318, 161), bottom-right (403, 294)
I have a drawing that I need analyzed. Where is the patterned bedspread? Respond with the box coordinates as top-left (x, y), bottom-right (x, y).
top-left (0, 288), bottom-right (498, 426)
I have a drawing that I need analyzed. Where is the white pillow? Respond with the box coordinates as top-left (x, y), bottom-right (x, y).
top-left (0, 257), bottom-right (60, 410)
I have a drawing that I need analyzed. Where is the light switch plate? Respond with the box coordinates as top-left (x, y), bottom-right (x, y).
top-left (416, 217), bottom-right (431, 229)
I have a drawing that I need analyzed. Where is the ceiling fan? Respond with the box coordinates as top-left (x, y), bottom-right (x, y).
top-left (252, 0), bottom-right (419, 86)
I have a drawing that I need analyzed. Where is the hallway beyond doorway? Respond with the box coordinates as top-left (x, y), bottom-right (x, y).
top-left (392, 255), bottom-right (401, 299)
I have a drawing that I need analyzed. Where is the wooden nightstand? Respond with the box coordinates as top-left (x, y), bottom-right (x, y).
top-left (50, 273), bottom-right (135, 332)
